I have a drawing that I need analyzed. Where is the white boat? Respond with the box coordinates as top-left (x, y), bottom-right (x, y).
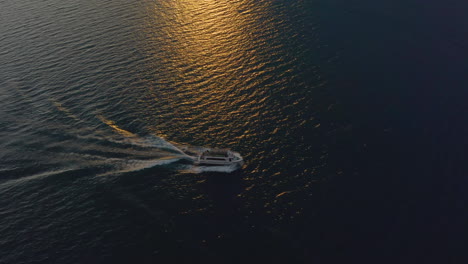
top-left (194, 148), bottom-right (243, 166)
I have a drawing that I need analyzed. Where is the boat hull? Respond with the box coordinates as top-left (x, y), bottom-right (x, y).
top-left (194, 151), bottom-right (243, 166)
top-left (194, 159), bottom-right (243, 166)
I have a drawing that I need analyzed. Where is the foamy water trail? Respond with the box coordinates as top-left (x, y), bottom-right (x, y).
top-left (97, 157), bottom-right (184, 177)
top-left (99, 136), bottom-right (243, 175)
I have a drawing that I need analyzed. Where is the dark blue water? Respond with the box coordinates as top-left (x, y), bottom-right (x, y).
top-left (1, 0), bottom-right (467, 263)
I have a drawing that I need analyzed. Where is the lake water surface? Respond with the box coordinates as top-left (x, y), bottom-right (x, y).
top-left (1, 0), bottom-right (467, 263)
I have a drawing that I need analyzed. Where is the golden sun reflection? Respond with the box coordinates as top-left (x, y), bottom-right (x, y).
top-left (160, 0), bottom-right (264, 84)
top-left (148, 2), bottom-right (268, 87)
top-left (142, 0), bottom-right (286, 141)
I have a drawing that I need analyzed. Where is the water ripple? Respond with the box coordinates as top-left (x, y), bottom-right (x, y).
top-left (0, 0), bottom-right (337, 262)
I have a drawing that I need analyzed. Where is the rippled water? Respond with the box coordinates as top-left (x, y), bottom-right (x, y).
top-left (0, 0), bottom-right (336, 262)
top-left (2, 0), bottom-right (466, 263)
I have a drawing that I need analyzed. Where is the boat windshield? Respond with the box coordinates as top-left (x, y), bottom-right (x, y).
top-left (202, 149), bottom-right (230, 157)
